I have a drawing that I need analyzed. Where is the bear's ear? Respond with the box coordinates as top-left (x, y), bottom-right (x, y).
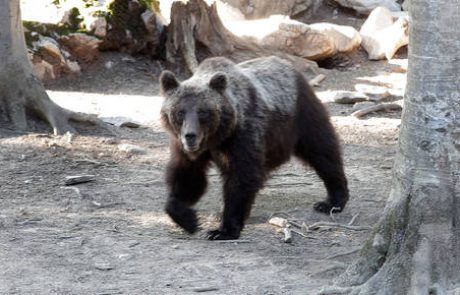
top-left (209, 72), bottom-right (227, 93)
top-left (160, 70), bottom-right (179, 95)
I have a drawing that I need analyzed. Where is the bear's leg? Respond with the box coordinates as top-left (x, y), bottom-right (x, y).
top-left (295, 134), bottom-right (349, 214)
top-left (165, 153), bottom-right (210, 234)
top-left (207, 149), bottom-right (265, 240)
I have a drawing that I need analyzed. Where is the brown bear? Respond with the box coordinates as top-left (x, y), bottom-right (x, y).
top-left (159, 56), bottom-right (349, 240)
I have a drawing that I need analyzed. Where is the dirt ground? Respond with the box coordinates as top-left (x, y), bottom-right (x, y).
top-left (1, 8), bottom-right (407, 293)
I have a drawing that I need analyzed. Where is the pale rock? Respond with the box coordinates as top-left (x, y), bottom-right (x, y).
top-left (118, 144), bottom-right (147, 155)
top-left (355, 84), bottom-right (391, 101)
top-left (221, 0), bottom-right (320, 19)
top-left (66, 60), bottom-right (81, 74)
top-left (402, 0), bottom-right (410, 11)
top-left (36, 37), bottom-right (66, 66)
top-left (262, 19), bottom-right (361, 60)
top-left (332, 0), bottom-right (401, 14)
top-left (29, 54), bottom-right (56, 81)
top-left (87, 16), bottom-right (107, 38)
top-left (360, 6), bottom-right (409, 60)
top-left (332, 91), bottom-right (369, 104)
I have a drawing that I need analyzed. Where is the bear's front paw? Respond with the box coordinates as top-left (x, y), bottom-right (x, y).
top-left (206, 229), bottom-right (240, 240)
top-left (165, 199), bottom-right (198, 234)
top-left (313, 201), bottom-right (343, 214)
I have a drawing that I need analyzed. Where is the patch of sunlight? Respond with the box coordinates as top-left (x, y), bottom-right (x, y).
top-left (332, 116), bottom-right (401, 130)
top-left (355, 72), bottom-right (406, 97)
top-left (388, 58), bottom-right (408, 70)
top-left (48, 91), bottom-right (164, 125)
top-left (130, 212), bottom-right (174, 227)
top-left (223, 15), bottom-right (291, 40)
top-left (21, 0), bottom-right (110, 23)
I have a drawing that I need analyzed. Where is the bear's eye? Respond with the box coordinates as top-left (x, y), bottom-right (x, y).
top-left (198, 110), bottom-right (209, 120)
top-left (176, 110), bottom-right (185, 120)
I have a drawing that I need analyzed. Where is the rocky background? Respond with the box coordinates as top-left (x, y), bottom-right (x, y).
top-left (25, 0), bottom-right (409, 82)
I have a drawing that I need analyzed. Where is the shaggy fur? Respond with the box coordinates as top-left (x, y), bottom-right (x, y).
top-left (160, 56), bottom-right (349, 240)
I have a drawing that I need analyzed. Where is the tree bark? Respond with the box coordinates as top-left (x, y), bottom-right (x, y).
top-left (324, 1), bottom-right (460, 294)
top-left (0, 0), bottom-right (98, 134)
top-left (165, 0), bottom-right (318, 77)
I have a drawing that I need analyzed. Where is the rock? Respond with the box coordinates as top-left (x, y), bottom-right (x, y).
top-left (268, 217), bottom-right (288, 228)
top-left (332, 0), bottom-right (401, 14)
top-left (310, 22), bottom-right (362, 54)
top-left (118, 144), bottom-right (147, 155)
top-left (87, 16), bottom-right (107, 38)
top-left (360, 7), bottom-right (409, 60)
top-left (101, 117), bottom-right (141, 128)
top-left (31, 37), bottom-right (81, 80)
top-left (95, 262), bottom-right (114, 271)
top-left (352, 101), bottom-right (376, 111)
top-left (402, 0), bottom-right (410, 11)
top-left (221, 0), bottom-right (320, 19)
top-left (59, 33), bottom-right (101, 63)
top-left (66, 60), bottom-right (81, 74)
top-left (29, 53), bottom-right (55, 81)
top-left (354, 84), bottom-right (391, 101)
top-left (65, 175), bottom-right (96, 186)
top-left (332, 91), bottom-right (369, 104)
top-left (262, 19), bottom-right (361, 60)
top-left (36, 37), bottom-right (66, 66)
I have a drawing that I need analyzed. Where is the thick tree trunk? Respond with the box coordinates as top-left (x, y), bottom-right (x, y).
top-left (165, 0), bottom-right (318, 77)
top-left (323, 1), bottom-right (460, 294)
top-left (0, 0), bottom-right (98, 134)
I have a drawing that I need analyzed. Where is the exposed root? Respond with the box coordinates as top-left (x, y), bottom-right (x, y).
top-left (351, 101), bottom-right (403, 118)
top-left (309, 222), bottom-right (371, 231)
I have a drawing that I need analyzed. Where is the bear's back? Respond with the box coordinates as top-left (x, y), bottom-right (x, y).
top-left (236, 56), bottom-right (300, 114)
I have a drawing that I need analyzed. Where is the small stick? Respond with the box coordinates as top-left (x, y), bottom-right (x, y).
top-left (214, 240), bottom-right (251, 243)
top-left (352, 102), bottom-right (402, 118)
top-left (329, 207), bottom-right (341, 222)
top-left (309, 74), bottom-right (327, 87)
top-left (193, 287), bottom-right (220, 293)
top-left (291, 229), bottom-right (318, 240)
top-left (309, 222), bottom-right (371, 231)
top-left (348, 213), bottom-right (360, 226)
top-left (283, 227), bottom-right (292, 243)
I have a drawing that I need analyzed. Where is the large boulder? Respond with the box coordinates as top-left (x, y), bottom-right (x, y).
top-left (59, 33), bottom-right (102, 63)
top-left (221, 0), bottom-right (321, 19)
top-left (360, 7), bottom-right (409, 60)
top-left (332, 0), bottom-right (401, 14)
top-left (261, 19), bottom-right (361, 60)
top-left (30, 37), bottom-right (81, 81)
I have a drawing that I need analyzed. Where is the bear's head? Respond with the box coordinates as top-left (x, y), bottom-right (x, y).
top-left (159, 70), bottom-right (237, 158)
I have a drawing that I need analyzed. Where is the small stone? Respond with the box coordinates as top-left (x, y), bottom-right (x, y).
top-left (95, 262), bottom-right (114, 271)
top-left (354, 84), bottom-right (391, 101)
top-left (268, 217), bottom-right (288, 228)
top-left (101, 116), bottom-right (141, 128)
top-left (65, 175), bottom-right (96, 186)
top-left (332, 91), bottom-right (369, 104)
top-left (118, 143), bottom-right (147, 155)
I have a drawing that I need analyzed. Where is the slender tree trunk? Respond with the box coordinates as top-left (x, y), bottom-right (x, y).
top-left (325, 1), bottom-right (460, 294)
top-left (0, 0), bottom-right (98, 134)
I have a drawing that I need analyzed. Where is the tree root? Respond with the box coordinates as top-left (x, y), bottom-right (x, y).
top-left (351, 101), bottom-right (403, 118)
top-left (1, 65), bottom-right (106, 135)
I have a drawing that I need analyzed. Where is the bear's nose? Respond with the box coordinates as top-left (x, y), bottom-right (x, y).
top-left (185, 133), bottom-right (197, 145)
